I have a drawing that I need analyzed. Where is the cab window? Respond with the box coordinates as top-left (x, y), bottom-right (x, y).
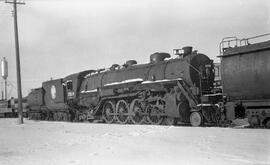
top-left (67, 81), bottom-right (73, 90)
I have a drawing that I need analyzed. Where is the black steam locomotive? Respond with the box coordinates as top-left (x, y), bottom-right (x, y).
top-left (27, 46), bottom-right (221, 126)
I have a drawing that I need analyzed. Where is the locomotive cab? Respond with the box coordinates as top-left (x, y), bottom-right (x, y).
top-left (64, 73), bottom-right (81, 102)
top-left (66, 80), bottom-right (75, 99)
top-left (63, 70), bottom-right (96, 105)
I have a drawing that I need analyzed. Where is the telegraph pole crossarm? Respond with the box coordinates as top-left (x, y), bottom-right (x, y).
top-left (5, 0), bottom-right (25, 5)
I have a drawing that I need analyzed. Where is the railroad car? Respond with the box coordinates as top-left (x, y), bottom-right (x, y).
top-left (0, 99), bottom-right (13, 117)
top-left (0, 97), bottom-right (28, 118)
top-left (219, 34), bottom-right (270, 127)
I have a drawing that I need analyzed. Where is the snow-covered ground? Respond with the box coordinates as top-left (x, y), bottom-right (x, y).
top-left (0, 118), bottom-right (269, 165)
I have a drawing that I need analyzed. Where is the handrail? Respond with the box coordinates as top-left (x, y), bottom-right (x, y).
top-left (219, 33), bottom-right (270, 56)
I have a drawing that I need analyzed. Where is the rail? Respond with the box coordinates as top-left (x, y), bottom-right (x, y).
top-left (219, 33), bottom-right (270, 56)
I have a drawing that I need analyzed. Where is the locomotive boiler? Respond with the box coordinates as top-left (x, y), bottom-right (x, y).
top-left (27, 46), bottom-right (217, 126)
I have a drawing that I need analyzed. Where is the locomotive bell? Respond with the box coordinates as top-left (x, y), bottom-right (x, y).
top-left (150, 52), bottom-right (171, 63)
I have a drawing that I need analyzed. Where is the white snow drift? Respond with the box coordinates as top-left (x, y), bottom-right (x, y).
top-left (0, 118), bottom-right (269, 165)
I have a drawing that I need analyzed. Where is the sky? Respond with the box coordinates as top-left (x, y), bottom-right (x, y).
top-left (0, 0), bottom-right (269, 97)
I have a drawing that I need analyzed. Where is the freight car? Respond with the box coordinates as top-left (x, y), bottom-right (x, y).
top-left (219, 34), bottom-right (270, 127)
top-left (0, 99), bottom-right (13, 117)
top-left (0, 97), bottom-right (28, 118)
top-left (27, 46), bottom-right (221, 126)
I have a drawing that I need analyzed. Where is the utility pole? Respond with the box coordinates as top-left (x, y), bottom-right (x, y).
top-left (5, 0), bottom-right (25, 124)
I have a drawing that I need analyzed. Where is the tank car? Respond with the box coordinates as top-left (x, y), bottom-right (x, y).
top-left (27, 46), bottom-right (218, 126)
top-left (219, 34), bottom-right (270, 127)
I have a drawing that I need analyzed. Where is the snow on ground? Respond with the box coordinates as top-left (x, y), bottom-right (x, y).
top-left (0, 118), bottom-right (269, 165)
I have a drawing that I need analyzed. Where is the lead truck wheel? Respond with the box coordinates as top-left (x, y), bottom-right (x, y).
top-left (190, 111), bottom-right (203, 127)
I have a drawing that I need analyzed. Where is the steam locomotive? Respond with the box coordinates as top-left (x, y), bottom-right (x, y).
top-left (27, 46), bottom-right (221, 126)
